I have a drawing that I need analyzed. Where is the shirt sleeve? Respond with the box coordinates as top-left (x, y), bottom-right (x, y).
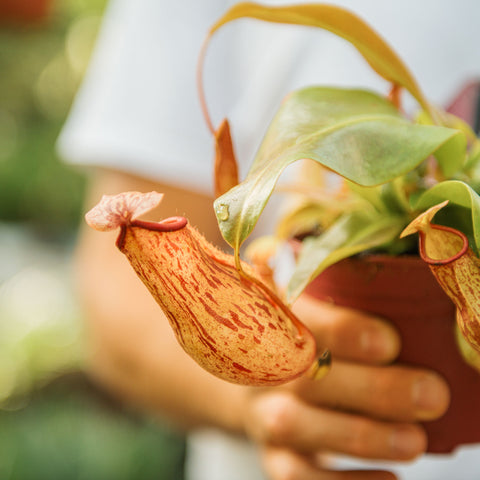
top-left (58, 0), bottom-right (480, 196)
top-left (57, 0), bottom-right (223, 193)
top-left (57, 0), bottom-right (317, 194)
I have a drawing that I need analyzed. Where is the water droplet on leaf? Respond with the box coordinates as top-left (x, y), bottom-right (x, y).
top-left (216, 204), bottom-right (230, 221)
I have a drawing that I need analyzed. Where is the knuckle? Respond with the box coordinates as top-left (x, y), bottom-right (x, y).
top-left (369, 373), bottom-right (395, 410)
top-left (345, 417), bottom-right (376, 456)
top-left (262, 449), bottom-right (306, 480)
top-left (262, 394), bottom-right (298, 445)
top-left (287, 376), bottom-right (310, 398)
top-left (274, 461), bottom-right (301, 480)
top-left (368, 368), bottom-right (409, 415)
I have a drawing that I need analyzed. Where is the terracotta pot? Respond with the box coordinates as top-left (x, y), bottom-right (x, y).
top-left (303, 254), bottom-right (480, 454)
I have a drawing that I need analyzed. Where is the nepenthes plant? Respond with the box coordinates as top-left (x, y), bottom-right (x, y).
top-left (86, 2), bottom-right (480, 386)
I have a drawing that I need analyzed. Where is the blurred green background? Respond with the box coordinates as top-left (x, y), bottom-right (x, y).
top-left (0, 1), bottom-right (186, 478)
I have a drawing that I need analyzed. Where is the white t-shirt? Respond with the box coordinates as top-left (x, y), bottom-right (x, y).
top-left (58, 1), bottom-right (480, 479)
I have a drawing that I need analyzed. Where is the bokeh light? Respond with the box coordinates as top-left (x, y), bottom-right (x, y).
top-left (0, 2), bottom-right (187, 478)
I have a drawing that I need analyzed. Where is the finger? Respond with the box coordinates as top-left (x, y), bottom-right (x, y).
top-left (292, 295), bottom-right (400, 364)
top-left (246, 392), bottom-right (427, 461)
top-left (292, 361), bottom-right (450, 422)
top-left (262, 447), bottom-right (397, 480)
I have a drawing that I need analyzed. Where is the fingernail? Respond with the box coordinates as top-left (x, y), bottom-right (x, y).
top-left (390, 427), bottom-right (426, 459)
top-left (412, 374), bottom-right (450, 420)
top-left (360, 325), bottom-right (400, 360)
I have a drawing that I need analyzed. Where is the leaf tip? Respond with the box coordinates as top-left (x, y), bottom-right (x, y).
top-left (214, 118), bottom-right (239, 197)
top-left (400, 200), bottom-right (449, 238)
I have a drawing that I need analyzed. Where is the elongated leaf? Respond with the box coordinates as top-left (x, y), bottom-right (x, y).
top-left (286, 211), bottom-right (405, 302)
top-left (205, 2), bottom-right (431, 113)
top-left (346, 182), bottom-right (387, 213)
top-left (215, 88), bottom-right (459, 251)
top-left (415, 180), bottom-right (480, 254)
top-left (466, 141), bottom-right (480, 172)
top-left (433, 133), bottom-right (466, 178)
top-left (416, 110), bottom-right (468, 176)
top-left (275, 202), bottom-right (341, 241)
top-left (350, 177), bottom-right (412, 216)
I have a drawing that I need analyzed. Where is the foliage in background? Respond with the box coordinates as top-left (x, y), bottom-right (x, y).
top-left (0, 0), bottom-right (107, 237)
top-left (0, 373), bottom-right (186, 480)
top-left (0, 0), bottom-right (108, 403)
top-left (0, 4), bottom-right (187, 479)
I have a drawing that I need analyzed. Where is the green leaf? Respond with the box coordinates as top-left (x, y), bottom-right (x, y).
top-left (416, 109), bottom-right (469, 176)
top-left (433, 133), bottom-right (466, 177)
top-left (206, 2), bottom-right (431, 113)
top-left (346, 182), bottom-right (386, 213)
top-left (379, 177), bottom-right (412, 214)
top-left (286, 211), bottom-right (405, 302)
top-left (274, 190), bottom-right (366, 240)
top-left (215, 87), bottom-right (459, 251)
top-left (350, 177), bottom-right (412, 215)
top-left (275, 202), bottom-right (327, 241)
top-left (466, 140), bottom-right (480, 172)
top-left (415, 180), bottom-right (480, 254)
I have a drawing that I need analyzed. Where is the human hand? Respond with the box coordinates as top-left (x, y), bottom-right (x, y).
top-left (241, 295), bottom-right (451, 480)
